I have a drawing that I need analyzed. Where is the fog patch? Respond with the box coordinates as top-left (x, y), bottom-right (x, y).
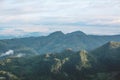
top-left (0, 50), bottom-right (14, 57)
top-left (16, 53), bottom-right (25, 58)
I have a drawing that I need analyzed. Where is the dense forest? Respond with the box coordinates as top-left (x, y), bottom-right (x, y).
top-left (0, 31), bottom-right (120, 54)
top-left (0, 41), bottom-right (120, 80)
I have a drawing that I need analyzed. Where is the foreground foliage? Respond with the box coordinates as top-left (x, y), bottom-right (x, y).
top-left (0, 42), bottom-right (120, 80)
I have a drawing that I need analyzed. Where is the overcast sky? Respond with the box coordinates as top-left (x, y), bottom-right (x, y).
top-left (0, 0), bottom-right (120, 36)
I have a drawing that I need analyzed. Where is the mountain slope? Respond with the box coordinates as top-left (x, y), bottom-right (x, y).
top-left (0, 42), bottom-right (120, 80)
top-left (91, 41), bottom-right (120, 71)
top-left (0, 50), bottom-right (94, 80)
top-left (0, 31), bottom-right (120, 54)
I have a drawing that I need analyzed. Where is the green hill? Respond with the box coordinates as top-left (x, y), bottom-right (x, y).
top-left (0, 42), bottom-right (120, 80)
top-left (0, 31), bottom-right (120, 55)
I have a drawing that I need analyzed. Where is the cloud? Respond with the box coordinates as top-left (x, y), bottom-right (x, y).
top-left (0, 24), bottom-right (119, 36)
top-left (0, 0), bottom-right (120, 35)
top-left (0, 50), bottom-right (14, 57)
top-left (0, 25), bottom-right (49, 36)
top-left (1, 0), bottom-right (120, 17)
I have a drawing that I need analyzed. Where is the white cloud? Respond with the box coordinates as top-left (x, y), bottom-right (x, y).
top-left (0, 50), bottom-right (14, 57)
top-left (0, 25), bottom-right (119, 36)
top-left (0, 0), bottom-right (120, 35)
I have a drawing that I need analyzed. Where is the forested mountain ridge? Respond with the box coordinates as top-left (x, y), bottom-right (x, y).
top-left (0, 31), bottom-right (120, 55)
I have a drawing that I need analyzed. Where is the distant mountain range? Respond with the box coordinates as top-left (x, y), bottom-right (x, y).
top-left (0, 32), bottom-right (47, 39)
top-left (0, 31), bottom-right (120, 55)
top-left (0, 41), bottom-right (120, 80)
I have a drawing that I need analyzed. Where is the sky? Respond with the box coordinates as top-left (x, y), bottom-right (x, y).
top-left (0, 0), bottom-right (120, 36)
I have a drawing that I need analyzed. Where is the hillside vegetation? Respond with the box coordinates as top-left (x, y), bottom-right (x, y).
top-left (0, 31), bottom-right (120, 54)
top-left (0, 41), bottom-right (120, 80)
